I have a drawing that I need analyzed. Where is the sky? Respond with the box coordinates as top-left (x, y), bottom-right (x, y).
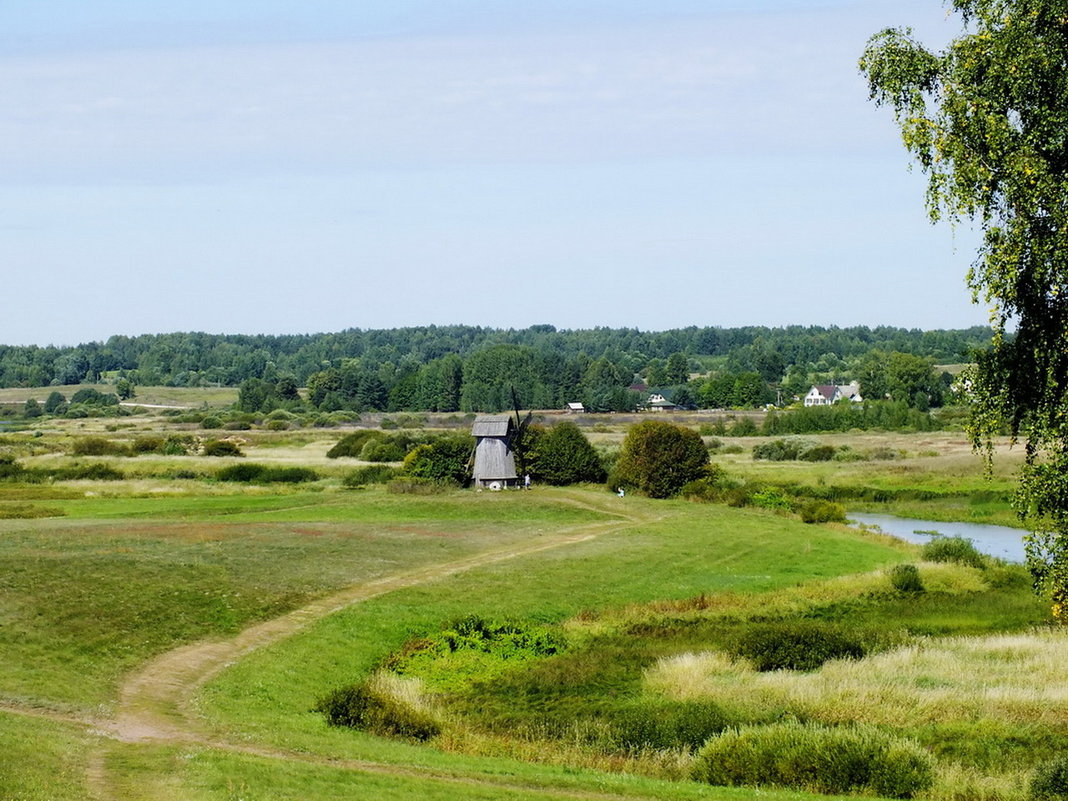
top-left (3, 0), bottom-right (990, 346)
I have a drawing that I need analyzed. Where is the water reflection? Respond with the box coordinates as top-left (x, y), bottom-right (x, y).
top-left (848, 513), bottom-right (1026, 564)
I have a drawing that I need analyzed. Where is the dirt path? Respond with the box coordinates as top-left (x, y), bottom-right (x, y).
top-left (81, 494), bottom-right (653, 799)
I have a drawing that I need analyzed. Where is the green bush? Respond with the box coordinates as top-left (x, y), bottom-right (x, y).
top-left (680, 476), bottom-right (722, 502)
top-left (265, 419), bottom-right (290, 431)
top-left (217, 464), bottom-right (318, 483)
top-left (160, 436), bottom-right (191, 456)
top-left (200, 416), bottom-right (223, 429)
top-left (0, 456), bottom-right (25, 481)
top-left (692, 722), bottom-right (934, 798)
top-left (326, 430), bottom-right (382, 458)
top-left (612, 420), bottom-right (709, 498)
top-left (750, 487), bottom-right (792, 510)
top-left (216, 463), bottom-right (265, 482)
top-left (728, 417), bottom-right (760, 436)
top-left (753, 437), bottom-right (837, 462)
top-left (799, 500), bottom-right (846, 523)
top-left (889, 564), bottom-right (925, 593)
top-left (70, 437), bottom-right (129, 456)
top-left (44, 463), bottom-right (125, 481)
top-left (314, 682), bottom-right (439, 741)
top-left (131, 436), bottom-right (165, 454)
top-left (800, 444), bottom-right (837, 462)
top-left (342, 465), bottom-right (400, 488)
top-left (525, 422), bottom-right (606, 485)
top-left (608, 700), bottom-right (733, 752)
top-left (222, 420), bottom-right (252, 431)
top-left (201, 440), bottom-right (244, 457)
top-left (729, 621), bottom-right (867, 672)
top-left (403, 436), bottom-right (473, 484)
top-left (1030, 754), bottom-right (1068, 801)
top-left (920, 536), bottom-right (987, 568)
top-left (359, 440), bottom-right (407, 462)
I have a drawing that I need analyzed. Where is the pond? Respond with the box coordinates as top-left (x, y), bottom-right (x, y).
top-left (848, 513), bottom-right (1027, 564)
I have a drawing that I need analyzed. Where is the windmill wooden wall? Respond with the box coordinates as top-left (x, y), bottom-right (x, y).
top-left (471, 414), bottom-right (519, 488)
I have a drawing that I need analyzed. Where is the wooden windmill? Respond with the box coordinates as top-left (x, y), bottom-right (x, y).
top-left (469, 388), bottom-right (531, 490)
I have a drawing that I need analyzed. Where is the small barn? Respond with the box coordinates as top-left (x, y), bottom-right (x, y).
top-left (471, 414), bottom-right (520, 489)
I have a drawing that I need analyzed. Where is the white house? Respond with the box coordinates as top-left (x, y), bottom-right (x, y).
top-left (645, 393), bottom-right (678, 412)
top-left (803, 382), bottom-right (863, 407)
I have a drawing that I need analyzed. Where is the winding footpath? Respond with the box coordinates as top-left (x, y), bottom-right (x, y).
top-left (51, 493), bottom-right (667, 800)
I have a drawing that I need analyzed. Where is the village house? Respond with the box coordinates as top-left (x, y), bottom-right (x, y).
top-left (803, 382), bottom-right (863, 407)
top-left (645, 393), bottom-right (678, 412)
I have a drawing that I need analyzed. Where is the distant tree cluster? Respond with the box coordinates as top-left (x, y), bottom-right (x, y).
top-left (0, 324), bottom-right (990, 394)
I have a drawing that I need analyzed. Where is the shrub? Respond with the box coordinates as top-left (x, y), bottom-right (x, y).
top-left (343, 464), bottom-right (400, 488)
top-left (889, 564), bottom-right (925, 593)
top-left (222, 420), bottom-right (252, 431)
top-left (729, 621), bottom-right (867, 672)
top-left (753, 437), bottom-right (836, 462)
top-left (263, 467), bottom-right (318, 483)
top-left (920, 536), bottom-right (987, 568)
top-left (800, 444), bottom-right (837, 462)
top-left (71, 437), bottom-right (129, 456)
top-left (217, 463), bottom-right (267, 482)
top-left (1030, 754), bottom-right (1068, 801)
top-left (608, 700), bottom-right (733, 752)
top-left (202, 440), bottom-right (244, 457)
top-left (48, 463), bottom-right (125, 481)
top-left (217, 464), bottom-right (319, 483)
top-left (360, 440), bottom-right (407, 462)
top-left (728, 417), bottom-right (759, 436)
top-left (692, 722), bottom-right (934, 798)
top-left (612, 420), bottom-right (709, 498)
top-left (680, 476), bottom-right (722, 502)
top-left (525, 422), bottom-right (606, 485)
top-left (799, 500), bottom-right (846, 523)
top-left (43, 391), bottom-right (67, 414)
top-left (265, 419), bottom-right (290, 431)
top-left (131, 436), bottom-right (165, 454)
top-left (70, 388), bottom-right (118, 407)
top-left (0, 457), bottom-right (24, 481)
top-left (160, 436), bottom-right (191, 456)
top-left (750, 487), bottom-right (792, 510)
top-left (403, 436), bottom-right (473, 484)
top-left (200, 416), bottom-right (223, 429)
top-left (327, 430), bottom-right (382, 459)
top-left (314, 682), bottom-right (439, 741)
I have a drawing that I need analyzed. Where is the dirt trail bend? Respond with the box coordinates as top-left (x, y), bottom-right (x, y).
top-left (106, 518), bottom-right (628, 745)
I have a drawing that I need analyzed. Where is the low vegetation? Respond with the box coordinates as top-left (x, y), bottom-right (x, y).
top-left (0, 400), bottom-right (1051, 801)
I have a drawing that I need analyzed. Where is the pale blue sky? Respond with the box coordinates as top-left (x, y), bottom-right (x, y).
top-left (3, 1), bottom-right (987, 346)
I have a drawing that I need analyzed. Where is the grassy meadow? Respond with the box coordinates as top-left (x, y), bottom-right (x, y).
top-left (0, 396), bottom-right (1058, 801)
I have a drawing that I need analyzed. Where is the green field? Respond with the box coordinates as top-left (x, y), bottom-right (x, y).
top-left (0, 416), bottom-right (1057, 801)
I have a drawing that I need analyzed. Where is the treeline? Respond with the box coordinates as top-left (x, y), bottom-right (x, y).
top-left (0, 324), bottom-right (991, 390)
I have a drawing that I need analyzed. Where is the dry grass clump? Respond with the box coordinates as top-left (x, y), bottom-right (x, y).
top-left (646, 630), bottom-right (1068, 729)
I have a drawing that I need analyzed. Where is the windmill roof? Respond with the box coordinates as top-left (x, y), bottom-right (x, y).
top-left (471, 414), bottom-right (513, 437)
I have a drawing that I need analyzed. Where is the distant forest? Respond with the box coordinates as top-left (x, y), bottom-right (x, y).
top-left (0, 325), bottom-right (993, 413)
